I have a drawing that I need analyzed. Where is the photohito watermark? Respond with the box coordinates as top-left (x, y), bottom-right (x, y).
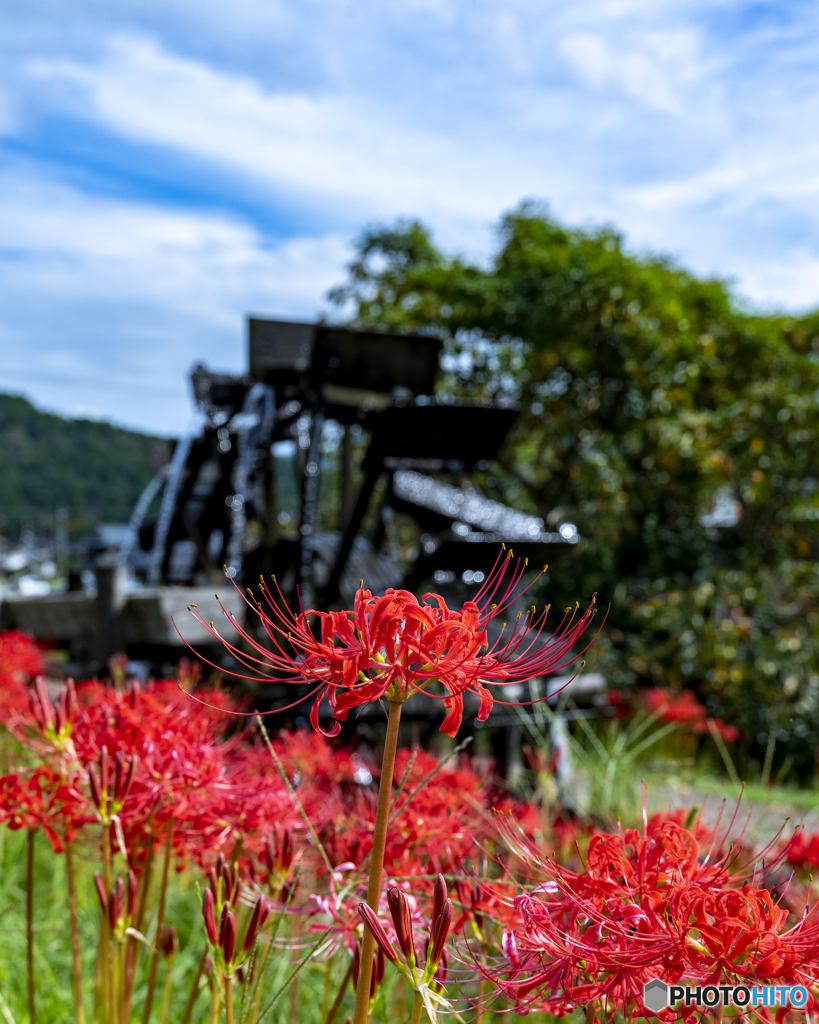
top-left (643, 979), bottom-right (809, 1013)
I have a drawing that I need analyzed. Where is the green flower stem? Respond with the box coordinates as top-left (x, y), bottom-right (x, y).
top-left (180, 948), bottom-right (208, 1024)
top-left (142, 820), bottom-right (175, 1024)
top-left (409, 989), bottom-right (424, 1024)
top-left (64, 837), bottom-right (86, 1024)
top-left (225, 976), bottom-right (234, 1024)
top-left (27, 829), bottom-right (36, 1024)
top-left (352, 700), bottom-right (403, 1024)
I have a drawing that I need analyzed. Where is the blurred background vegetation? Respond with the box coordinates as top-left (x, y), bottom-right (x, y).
top-left (329, 201), bottom-right (819, 786)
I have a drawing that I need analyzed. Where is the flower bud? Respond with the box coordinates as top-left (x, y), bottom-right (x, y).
top-left (209, 868), bottom-right (219, 900)
top-left (242, 894), bottom-right (267, 954)
top-left (114, 752), bottom-right (124, 805)
top-left (94, 872), bottom-right (108, 915)
top-left (373, 945), bottom-right (385, 989)
top-left (263, 837), bottom-right (274, 876)
top-left (352, 943), bottom-right (361, 988)
top-left (220, 907), bottom-right (236, 966)
top-left (107, 878), bottom-right (124, 932)
top-left (35, 677), bottom-right (54, 732)
top-left (387, 888), bottom-right (415, 962)
top-left (88, 766), bottom-right (102, 813)
top-left (357, 903), bottom-right (399, 965)
top-left (119, 756), bottom-right (137, 804)
top-left (55, 693), bottom-right (67, 735)
top-left (202, 888), bottom-right (218, 945)
top-left (428, 897), bottom-right (452, 967)
top-left (29, 689), bottom-right (45, 732)
top-left (280, 827), bottom-right (293, 870)
top-left (100, 746), bottom-right (109, 797)
top-left (432, 874), bottom-right (447, 930)
top-left (66, 678), bottom-right (78, 718)
top-left (127, 870), bottom-right (138, 918)
top-left (130, 679), bottom-right (140, 708)
top-left (160, 923), bottom-right (179, 959)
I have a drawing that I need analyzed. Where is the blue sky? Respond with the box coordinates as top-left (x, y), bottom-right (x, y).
top-left (2, 0), bottom-right (818, 435)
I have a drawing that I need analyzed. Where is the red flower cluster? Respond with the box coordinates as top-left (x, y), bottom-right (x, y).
top-left (487, 812), bottom-right (819, 1019)
top-left (643, 688), bottom-right (740, 742)
top-left (0, 629), bottom-right (44, 736)
top-left (783, 831), bottom-right (819, 871)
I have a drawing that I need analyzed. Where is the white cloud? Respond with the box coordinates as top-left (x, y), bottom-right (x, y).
top-left (29, 35), bottom-right (529, 232)
top-left (560, 29), bottom-right (705, 114)
top-left (0, 169), bottom-right (350, 433)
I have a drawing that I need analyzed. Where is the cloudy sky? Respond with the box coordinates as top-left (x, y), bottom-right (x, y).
top-left (2, 0), bottom-right (818, 435)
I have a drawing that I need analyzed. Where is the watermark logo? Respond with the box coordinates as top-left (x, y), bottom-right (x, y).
top-left (643, 979), bottom-right (809, 1011)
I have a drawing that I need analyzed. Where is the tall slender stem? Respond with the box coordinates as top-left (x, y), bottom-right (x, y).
top-left (288, 915), bottom-right (300, 1023)
top-left (159, 963), bottom-right (174, 1024)
top-left (225, 976), bottom-right (234, 1024)
top-left (26, 829), bottom-right (36, 1024)
top-left (65, 838), bottom-right (86, 1024)
top-left (180, 948), bottom-right (207, 1024)
top-left (125, 837), bottom-right (155, 1021)
top-left (352, 700), bottom-right (403, 1024)
top-left (210, 980), bottom-right (221, 1024)
top-left (142, 821), bottom-right (175, 1024)
top-left (102, 822), bottom-right (113, 1024)
top-left (409, 989), bottom-right (424, 1024)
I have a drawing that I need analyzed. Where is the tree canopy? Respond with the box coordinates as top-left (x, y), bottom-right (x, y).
top-left (330, 203), bottom-right (819, 781)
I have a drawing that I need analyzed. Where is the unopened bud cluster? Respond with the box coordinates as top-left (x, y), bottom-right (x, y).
top-left (95, 868), bottom-right (137, 942)
top-left (358, 874), bottom-right (452, 995)
top-left (263, 824), bottom-right (296, 899)
top-left (30, 676), bottom-right (78, 749)
top-left (202, 852), bottom-right (269, 978)
top-left (88, 746), bottom-right (137, 824)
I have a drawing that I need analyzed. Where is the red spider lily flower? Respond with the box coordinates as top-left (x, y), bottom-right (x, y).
top-left (783, 830), bottom-right (819, 870)
top-left (483, 808), bottom-right (819, 1018)
top-left (644, 688), bottom-right (740, 743)
top-left (0, 631), bottom-right (45, 738)
top-left (0, 765), bottom-right (88, 851)
top-left (182, 549), bottom-right (600, 738)
top-left (0, 630), bottom-right (43, 684)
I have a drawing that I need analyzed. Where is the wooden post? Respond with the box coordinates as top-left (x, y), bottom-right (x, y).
top-left (94, 558), bottom-right (127, 665)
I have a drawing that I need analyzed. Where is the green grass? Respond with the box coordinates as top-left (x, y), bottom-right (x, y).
top-left (0, 825), bottom-right (515, 1024)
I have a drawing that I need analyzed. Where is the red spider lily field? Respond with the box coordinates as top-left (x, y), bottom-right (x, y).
top-left (1, 555), bottom-right (818, 1024)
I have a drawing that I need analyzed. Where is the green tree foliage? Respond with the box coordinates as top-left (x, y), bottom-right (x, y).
top-left (330, 203), bottom-right (819, 780)
top-left (0, 393), bottom-right (166, 539)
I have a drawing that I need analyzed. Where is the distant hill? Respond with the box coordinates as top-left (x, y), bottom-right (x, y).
top-left (0, 394), bottom-right (168, 540)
